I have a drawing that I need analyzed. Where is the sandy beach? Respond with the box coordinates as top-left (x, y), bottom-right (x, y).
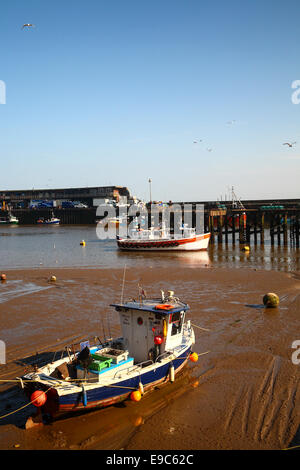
top-left (0, 265), bottom-right (299, 450)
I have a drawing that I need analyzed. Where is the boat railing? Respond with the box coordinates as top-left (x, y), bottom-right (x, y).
top-left (154, 351), bottom-right (174, 363)
top-left (112, 359), bottom-right (154, 379)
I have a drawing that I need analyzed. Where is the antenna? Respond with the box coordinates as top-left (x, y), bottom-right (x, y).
top-left (106, 311), bottom-right (112, 340)
top-left (121, 264), bottom-right (127, 304)
top-left (101, 319), bottom-right (107, 344)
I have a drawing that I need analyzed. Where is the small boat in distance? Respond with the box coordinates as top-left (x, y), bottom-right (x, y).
top-left (117, 224), bottom-right (210, 251)
top-left (20, 289), bottom-right (200, 424)
top-left (37, 216), bottom-right (60, 225)
top-left (0, 213), bottom-right (19, 225)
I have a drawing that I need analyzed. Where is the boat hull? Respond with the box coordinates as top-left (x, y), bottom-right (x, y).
top-left (25, 347), bottom-right (191, 419)
top-left (117, 233), bottom-right (210, 251)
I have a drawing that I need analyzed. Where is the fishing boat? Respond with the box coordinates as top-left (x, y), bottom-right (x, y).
top-left (20, 290), bottom-right (199, 425)
top-left (0, 213), bottom-right (19, 225)
top-left (37, 217), bottom-right (60, 225)
top-left (117, 224), bottom-right (210, 251)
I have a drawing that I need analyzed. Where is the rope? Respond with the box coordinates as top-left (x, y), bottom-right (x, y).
top-left (0, 386), bottom-right (52, 420)
top-left (282, 444), bottom-right (300, 450)
top-left (191, 323), bottom-right (211, 332)
top-left (172, 351), bottom-right (210, 360)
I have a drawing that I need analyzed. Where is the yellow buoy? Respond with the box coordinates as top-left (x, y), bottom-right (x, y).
top-left (242, 245), bottom-right (250, 252)
top-left (1, 273), bottom-right (6, 281)
top-left (80, 240), bottom-right (86, 246)
top-left (50, 275), bottom-right (56, 282)
top-left (263, 292), bottom-right (279, 308)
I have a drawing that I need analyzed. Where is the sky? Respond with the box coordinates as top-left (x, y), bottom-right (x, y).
top-left (0, 0), bottom-right (300, 202)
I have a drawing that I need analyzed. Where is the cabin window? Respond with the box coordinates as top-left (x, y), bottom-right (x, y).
top-left (171, 311), bottom-right (183, 336)
top-left (137, 317), bottom-right (143, 325)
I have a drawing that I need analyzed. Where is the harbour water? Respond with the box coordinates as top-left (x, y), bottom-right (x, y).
top-left (0, 224), bottom-right (300, 272)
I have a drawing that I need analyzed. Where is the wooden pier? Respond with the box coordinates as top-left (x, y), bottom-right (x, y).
top-left (204, 208), bottom-right (300, 248)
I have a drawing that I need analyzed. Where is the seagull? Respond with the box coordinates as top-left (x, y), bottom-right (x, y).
top-left (206, 147), bottom-right (213, 152)
top-left (193, 139), bottom-right (203, 144)
top-left (21, 23), bottom-right (35, 29)
top-left (283, 142), bottom-right (296, 147)
top-left (226, 120), bottom-right (236, 125)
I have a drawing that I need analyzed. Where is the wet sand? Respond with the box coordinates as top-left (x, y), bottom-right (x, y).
top-left (0, 265), bottom-right (299, 450)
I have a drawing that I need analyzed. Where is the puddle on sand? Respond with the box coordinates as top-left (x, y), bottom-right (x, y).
top-left (0, 280), bottom-right (52, 304)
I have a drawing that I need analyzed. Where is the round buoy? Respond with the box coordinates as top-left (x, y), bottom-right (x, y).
top-left (263, 293), bottom-right (279, 308)
top-left (1, 273), bottom-right (6, 281)
top-left (30, 390), bottom-right (47, 407)
top-left (50, 275), bottom-right (56, 282)
top-left (80, 240), bottom-right (86, 246)
top-left (189, 352), bottom-right (198, 363)
top-left (242, 245), bottom-right (250, 252)
top-left (154, 335), bottom-right (163, 345)
top-left (130, 390), bottom-right (142, 402)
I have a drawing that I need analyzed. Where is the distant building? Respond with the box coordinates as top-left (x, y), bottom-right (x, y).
top-left (0, 185), bottom-right (132, 209)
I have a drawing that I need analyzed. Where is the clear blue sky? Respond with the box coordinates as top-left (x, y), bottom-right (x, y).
top-left (1, 0), bottom-right (300, 202)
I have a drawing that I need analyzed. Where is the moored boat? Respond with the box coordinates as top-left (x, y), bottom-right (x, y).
top-left (0, 213), bottom-right (19, 225)
top-left (20, 290), bottom-right (199, 424)
top-left (117, 225), bottom-right (210, 251)
top-left (37, 217), bottom-right (60, 225)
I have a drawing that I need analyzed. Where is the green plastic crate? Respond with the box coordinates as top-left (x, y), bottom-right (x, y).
top-left (88, 356), bottom-right (112, 372)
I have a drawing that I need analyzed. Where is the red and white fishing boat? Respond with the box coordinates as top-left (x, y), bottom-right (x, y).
top-left (117, 225), bottom-right (210, 251)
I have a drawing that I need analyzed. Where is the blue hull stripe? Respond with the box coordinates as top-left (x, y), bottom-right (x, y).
top-left (59, 348), bottom-right (190, 406)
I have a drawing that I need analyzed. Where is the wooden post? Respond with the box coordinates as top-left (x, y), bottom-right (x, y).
top-left (277, 214), bottom-right (281, 246)
top-left (246, 215), bottom-right (251, 244)
top-left (260, 212), bottom-right (265, 245)
top-left (209, 215), bottom-right (214, 244)
top-left (218, 216), bottom-right (223, 244)
top-left (224, 215), bottom-right (228, 244)
top-left (232, 213), bottom-right (236, 245)
top-left (270, 214), bottom-right (274, 246)
top-left (283, 213), bottom-right (288, 246)
top-left (254, 213), bottom-right (258, 245)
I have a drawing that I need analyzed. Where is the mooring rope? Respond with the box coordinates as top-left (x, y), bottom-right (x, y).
top-left (191, 323), bottom-right (211, 332)
top-left (0, 386), bottom-right (53, 420)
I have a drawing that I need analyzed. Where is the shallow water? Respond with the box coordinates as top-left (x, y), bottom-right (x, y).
top-left (0, 225), bottom-right (299, 272)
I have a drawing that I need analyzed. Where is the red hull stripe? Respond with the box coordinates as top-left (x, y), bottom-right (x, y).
top-left (118, 233), bottom-right (210, 249)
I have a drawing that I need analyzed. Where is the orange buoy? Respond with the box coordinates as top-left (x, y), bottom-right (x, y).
top-left (30, 390), bottom-right (47, 407)
top-left (1, 273), bottom-right (6, 281)
top-left (189, 352), bottom-right (198, 363)
top-left (130, 390), bottom-right (142, 402)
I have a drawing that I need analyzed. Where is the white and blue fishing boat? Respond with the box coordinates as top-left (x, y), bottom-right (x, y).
top-left (20, 290), bottom-right (199, 424)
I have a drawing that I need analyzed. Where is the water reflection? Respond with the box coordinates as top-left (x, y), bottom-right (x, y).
top-left (0, 225), bottom-right (299, 272)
